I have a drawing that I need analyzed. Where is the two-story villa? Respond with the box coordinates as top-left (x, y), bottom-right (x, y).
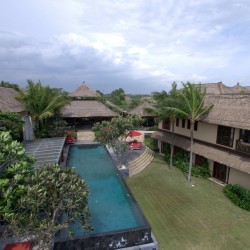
top-left (152, 82), bottom-right (250, 189)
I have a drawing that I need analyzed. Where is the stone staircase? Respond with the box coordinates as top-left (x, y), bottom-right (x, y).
top-left (128, 147), bottom-right (154, 177)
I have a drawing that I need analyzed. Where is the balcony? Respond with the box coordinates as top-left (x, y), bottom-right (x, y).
top-left (236, 140), bottom-right (250, 154)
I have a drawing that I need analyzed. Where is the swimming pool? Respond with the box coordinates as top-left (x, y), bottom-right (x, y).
top-left (54, 144), bottom-right (152, 249)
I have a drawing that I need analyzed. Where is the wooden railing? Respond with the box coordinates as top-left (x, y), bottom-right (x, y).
top-left (236, 140), bottom-right (250, 153)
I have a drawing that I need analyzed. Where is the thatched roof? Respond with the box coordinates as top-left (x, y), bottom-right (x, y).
top-left (106, 101), bottom-right (124, 112)
top-left (128, 102), bottom-right (155, 117)
top-left (201, 82), bottom-right (250, 95)
top-left (152, 131), bottom-right (250, 174)
top-left (203, 94), bottom-right (250, 130)
top-left (0, 87), bottom-right (25, 113)
top-left (69, 82), bottom-right (100, 98)
top-left (61, 100), bottom-right (118, 118)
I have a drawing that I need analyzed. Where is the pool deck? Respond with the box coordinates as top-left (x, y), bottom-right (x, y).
top-left (66, 128), bottom-right (145, 167)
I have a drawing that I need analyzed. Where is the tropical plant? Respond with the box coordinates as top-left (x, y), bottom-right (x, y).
top-left (163, 147), bottom-right (210, 179)
top-left (0, 132), bottom-right (91, 248)
top-left (151, 82), bottom-right (178, 169)
top-left (92, 115), bottom-right (142, 167)
top-left (4, 164), bottom-right (91, 249)
top-left (224, 184), bottom-right (250, 211)
top-left (109, 88), bottom-right (126, 106)
top-left (15, 80), bottom-right (70, 132)
top-left (144, 137), bottom-right (158, 151)
top-left (0, 81), bottom-right (20, 91)
top-left (36, 112), bottom-right (68, 138)
top-left (0, 112), bottom-right (24, 140)
top-left (161, 82), bottom-right (213, 182)
top-left (0, 132), bottom-right (35, 223)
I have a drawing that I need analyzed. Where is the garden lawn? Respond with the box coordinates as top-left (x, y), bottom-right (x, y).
top-left (126, 155), bottom-right (250, 250)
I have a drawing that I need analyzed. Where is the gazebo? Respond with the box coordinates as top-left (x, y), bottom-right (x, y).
top-left (128, 102), bottom-right (156, 127)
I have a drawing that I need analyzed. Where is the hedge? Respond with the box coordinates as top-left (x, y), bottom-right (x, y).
top-left (224, 184), bottom-right (250, 211)
top-left (163, 147), bottom-right (210, 179)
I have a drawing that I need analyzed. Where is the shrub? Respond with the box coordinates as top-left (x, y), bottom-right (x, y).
top-left (0, 112), bottom-right (23, 140)
top-left (66, 129), bottom-right (77, 139)
top-left (144, 137), bottom-right (158, 151)
top-left (35, 114), bottom-right (68, 138)
top-left (224, 184), bottom-right (250, 211)
top-left (164, 148), bottom-right (210, 179)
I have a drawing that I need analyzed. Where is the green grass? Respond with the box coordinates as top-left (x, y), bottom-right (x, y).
top-left (126, 155), bottom-right (250, 250)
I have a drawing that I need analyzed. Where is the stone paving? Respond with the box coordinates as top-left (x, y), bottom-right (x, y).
top-left (76, 128), bottom-right (144, 166)
top-left (77, 130), bottom-right (95, 141)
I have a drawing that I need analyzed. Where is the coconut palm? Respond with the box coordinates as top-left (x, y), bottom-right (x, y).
top-left (163, 82), bottom-right (213, 182)
top-left (16, 80), bottom-right (71, 130)
top-left (152, 82), bottom-right (178, 169)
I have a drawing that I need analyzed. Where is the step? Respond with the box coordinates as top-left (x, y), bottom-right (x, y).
top-left (129, 148), bottom-right (153, 167)
top-left (129, 158), bottom-right (154, 176)
top-left (129, 152), bottom-right (153, 171)
top-left (128, 147), bottom-right (154, 177)
top-left (129, 153), bottom-right (154, 172)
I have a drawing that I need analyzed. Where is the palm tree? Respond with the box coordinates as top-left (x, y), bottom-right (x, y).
top-left (163, 82), bottom-right (213, 182)
top-left (152, 82), bottom-right (178, 169)
top-left (16, 80), bottom-right (71, 130)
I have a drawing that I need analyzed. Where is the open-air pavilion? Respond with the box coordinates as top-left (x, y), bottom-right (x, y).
top-left (61, 82), bottom-right (118, 128)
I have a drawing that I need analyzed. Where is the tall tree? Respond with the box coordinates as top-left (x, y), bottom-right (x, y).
top-left (110, 88), bottom-right (125, 106)
top-left (152, 82), bottom-right (177, 169)
top-left (162, 82), bottom-right (213, 182)
top-left (0, 132), bottom-right (91, 249)
top-left (4, 164), bottom-right (91, 249)
top-left (92, 115), bottom-right (142, 167)
top-left (16, 80), bottom-right (70, 130)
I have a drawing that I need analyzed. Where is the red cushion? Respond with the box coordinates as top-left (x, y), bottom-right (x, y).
top-left (4, 242), bottom-right (32, 250)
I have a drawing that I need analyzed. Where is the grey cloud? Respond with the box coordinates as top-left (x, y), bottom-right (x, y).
top-left (0, 31), bottom-right (165, 94)
top-left (1, 0), bottom-right (250, 94)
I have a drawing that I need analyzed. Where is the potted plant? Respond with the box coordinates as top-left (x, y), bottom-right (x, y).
top-left (65, 130), bottom-right (75, 144)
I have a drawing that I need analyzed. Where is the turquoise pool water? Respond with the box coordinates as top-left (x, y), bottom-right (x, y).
top-left (67, 144), bottom-right (146, 236)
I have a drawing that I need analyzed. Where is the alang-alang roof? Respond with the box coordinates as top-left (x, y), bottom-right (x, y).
top-left (201, 83), bottom-right (250, 130)
top-left (61, 82), bottom-right (118, 118)
top-left (61, 100), bottom-right (118, 118)
top-left (128, 102), bottom-right (155, 117)
top-left (69, 82), bottom-right (100, 98)
top-left (0, 87), bottom-right (25, 113)
top-left (204, 94), bottom-right (250, 130)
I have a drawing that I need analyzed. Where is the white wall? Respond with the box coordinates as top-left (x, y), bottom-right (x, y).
top-left (228, 168), bottom-right (250, 189)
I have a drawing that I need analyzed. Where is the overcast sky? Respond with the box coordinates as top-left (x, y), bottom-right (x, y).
top-left (1, 0), bottom-right (250, 94)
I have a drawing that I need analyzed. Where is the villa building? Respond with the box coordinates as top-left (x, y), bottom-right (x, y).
top-left (0, 87), bottom-right (35, 140)
top-left (152, 82), bottom-right (250, 189)
top-left (0, 87), bottom-right (26, 116)
top-left (61, 82), bottom-right (118, 127)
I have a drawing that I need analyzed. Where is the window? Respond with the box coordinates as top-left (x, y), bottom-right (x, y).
top-left (213, 162), bottom-right (228, 183)
top-left (182, 119), bottom-right (185, 128)
top-left (162, 119), bottom-right (170, 130)
top-left (216, 125), bottom-right (235, 147)
top-left (194, 121), bottom-right (198, 131)
top-left (186, 120), bottom-right (198, 130)
top-left (239, 129), bottom-right (250, 143)
top-left (176, 118), bottom-right (179, 127)
top-left (161, 141), bottom-right (169, 154)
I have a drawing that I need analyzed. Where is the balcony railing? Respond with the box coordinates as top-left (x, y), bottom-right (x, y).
top-left (236, 140), bottom-right (250, 153)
